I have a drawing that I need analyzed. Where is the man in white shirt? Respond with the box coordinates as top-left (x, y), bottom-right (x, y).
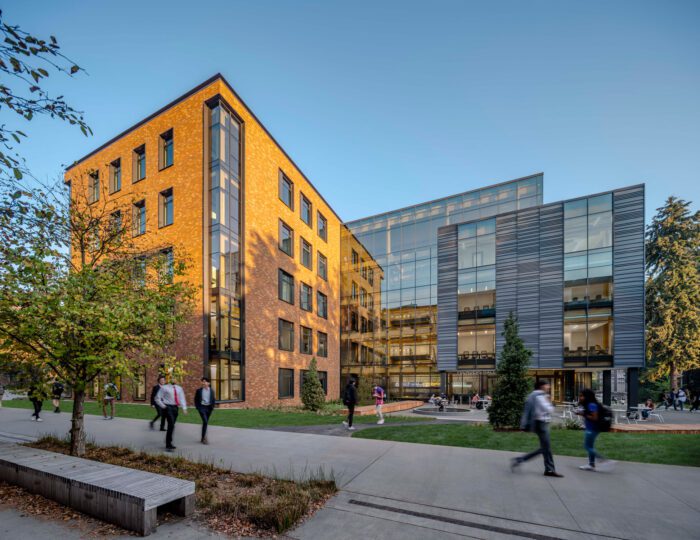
top-left (511, 380), bottom-right (563, 477)
top-left (155, 380), bottom-right (188, 451)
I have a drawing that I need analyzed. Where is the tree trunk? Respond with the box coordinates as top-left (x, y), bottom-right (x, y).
top-left (669, 362), bottom-right (677, 391)
top-left (70, 389), bottom-right (86, 456)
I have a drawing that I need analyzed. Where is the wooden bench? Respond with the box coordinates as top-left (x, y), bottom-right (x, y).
top-left (0, 442), bottom-right (195, 536)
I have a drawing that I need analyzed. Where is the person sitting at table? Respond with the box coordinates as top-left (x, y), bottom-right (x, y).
top-left (641, 398), bottom-right (655, 420)
top-left (471, 393), bottom-right (481, 405)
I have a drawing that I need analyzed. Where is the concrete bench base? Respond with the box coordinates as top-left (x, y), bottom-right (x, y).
top-left (0, 443), bottom-right (195, 536)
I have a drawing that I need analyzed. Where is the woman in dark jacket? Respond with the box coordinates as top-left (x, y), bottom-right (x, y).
top-left (342, 378), bottom-right (358, 431)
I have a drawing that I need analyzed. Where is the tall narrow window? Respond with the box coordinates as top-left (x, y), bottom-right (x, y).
top-left (301, 237), bottom-right (312, 269)
top-left (300, 282), bottom-right (313, 311)
top-left (317, 291), bottom-right (328, 319)
top-left (110, 210), bottom-right (122, 235)
top-left (278, 368), bottom-right (294, 398)
top-left (352, 250), bottom-right (359, 271)
top-left (317, 211), bottom-right (327, 241)
top-left (300, 326), bottom-right (313, 354)
top-left (109, 159), bottom-right (121, 193)
top-left (300, 193), bottom-right (312, 227)
top-left (133, 145), bottom-right (146, 182)
top-left (88, 170), bottom-right (100, 203)
top-left (132, 200), bottom-right (146, 236)
top-left (278, 269), bottom-right (294, 304)
top-left (279, 319), bottom-right (294, 351)
top-left (279, 220), bottom-right (294, 257)
top-left (317, 331), bottom-right (328, 357)
top-left (318, 252), bottom-right (328, 280)
top-left (279, 171), bottom-right (293, 209)
top-left (159, 188), bottom-right (173, 227)
top-left (159, 129), bottom-right (173, 169)
top-left (132, 366), bottom-right (147, 400)
top-left (160, 248), bottom-right (174, 283)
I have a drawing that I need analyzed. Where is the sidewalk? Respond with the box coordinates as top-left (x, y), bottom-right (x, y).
top-left (1, 407), bottom-right (698, 539)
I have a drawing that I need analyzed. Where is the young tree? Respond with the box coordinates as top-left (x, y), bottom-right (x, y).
top-left (0, 10), bottom-right (91, 182)
top-left (301, 358), bottom-right (326, 412)
top-left (0, 177), bottom-right (195, 455)
top-left (645, 197), bottom-right (700, 389)
top-left (488, 313), bottom-right (532, 429)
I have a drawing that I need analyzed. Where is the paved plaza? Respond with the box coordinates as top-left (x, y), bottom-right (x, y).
top-left (1, 407), bottom-right (698, 539)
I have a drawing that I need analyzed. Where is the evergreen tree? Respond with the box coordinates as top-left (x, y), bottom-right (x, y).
top-left (645, 197), bottom-right (700, 388)
top-left (301, 358), bottom-right (326, 411)
top-left (488, 313), bottom-right (532, 429)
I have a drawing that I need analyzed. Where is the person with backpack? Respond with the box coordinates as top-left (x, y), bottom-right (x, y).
top-left (342, 378), bottom-right (358, 431)
top-left (51, 379), bottom-right (64, 413)
top-left (576, 388), bottom-right (616, 472)
top-left (102, 380), bottom-right (119, 420)
top-left (372, 385), bottom-right (385, 425)
top-left (510, 380), bottom-right (563, 478)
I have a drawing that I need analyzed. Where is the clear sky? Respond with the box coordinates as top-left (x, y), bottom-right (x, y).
top-left (5, 0), bottom-right (699, 224)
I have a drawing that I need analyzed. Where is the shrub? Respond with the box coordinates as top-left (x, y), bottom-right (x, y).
top-left (301, 358), bottom-right (326, 412)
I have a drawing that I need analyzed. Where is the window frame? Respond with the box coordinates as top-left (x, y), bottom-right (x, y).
top-left (300, 192), bottom-right (312, 228)
top-left (317, 211), bottom-right (327, 242)
top-left (159, 129), bottom-right (174, 170)
top-left (278, 318), bottom-right (295, 352)
top-left (158, 187), bottom-right (174, 228)
top-left (132, 366), bottom-right (147, 401)
top-left (279, 170), bottom-right (294, 209)
top-left (317, 252), bottom-right (328, 281)
top-left (279, 219), bottom-right (294, 258)
top-left (301, 369), bottom-right (328, 395)
top-left (300, 282), bottom-right (313, 312)
top-left (132, 199), bottom-right (146, 237)
top-left (132, 144), bottom-right (146, 183)
top-left (317, 331), bottom-right (328, 357)
top-left (278, 269), bottom-right (295, 305)
top-left (317, 291), bottom-right (328, 319)
top-left (109, 158), bottom-right (121, 194)
top-left (300, 325), bottom-right (313, 355)
top-left (278, 368), bottom-right (294, 399)
top-left (88, 170), bottom-right (100, 204)
top-left (301, 237), bottom-right (312, 269)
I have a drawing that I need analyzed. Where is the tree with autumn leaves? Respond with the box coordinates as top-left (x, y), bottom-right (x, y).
top-left (645, 197), bottom-right (700, 389)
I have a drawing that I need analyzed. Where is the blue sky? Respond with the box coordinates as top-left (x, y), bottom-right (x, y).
top-left (5, 0), bottom-right (699, 223)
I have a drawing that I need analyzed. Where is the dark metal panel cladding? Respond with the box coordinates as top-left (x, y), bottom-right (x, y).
top-left (496, 214), bottom-right (517, 357)
top-left (613, 185), bottom-right (645, 367)
top-left (538, 204), bottom-right (564, 367)
top-left (516, 208), bottom-right (541, 364)
top-left (437, 225), bottom-right (459, 371)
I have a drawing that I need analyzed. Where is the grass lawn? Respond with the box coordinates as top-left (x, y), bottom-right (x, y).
top-left (353, 423), bottom-right (700, 467)
top-left (3, 398), bottom-right (425, 428)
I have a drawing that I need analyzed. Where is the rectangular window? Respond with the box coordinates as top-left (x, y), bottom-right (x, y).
top-left (300, 326), bottom-right (312, 354)
top-left (352, 250), bottom-right (359, 270)
top-left (279, 220), bottom-right (294, 257)
top-left (109, 159), bottom-right (121, 193)
top-left (159, 129), bottom-right (173, 169)
top-left (360, 288), bottom-right (366, 308)
top-left (278, 368), bottom-right (294, 398)
top-left (88, 170), bottom-right (100, 203)
top-left (279, 170), bottom-right (293, 209)
top-left (318, 252), bottom-right (328, 280)
top-left (317, 211), bottom-right (327, 241)
top-left (132, 366), bottom-right (147, 400)
top-left (352, 281), bottom-right (358, 300)
top-left (110, 210), bottom-right (122, 234)
top-left (368, 268), bottom-right (374, 286)
top-left (301, 369), bottom-right (327, 394)
top-left (158, 188), bottom-right (173, 227)
top-left (361, 259), bottom-right (367, 280)
top-left (279, 269), bottom-right (295, 304)
top-left (133, 145), bottom-right (146, 182)
top-left (278, 319), bottom-right (294, 351)
top-left (317, 291), bottom-right (328, 319)
top-left (300, 282), bottom-right (312, 311)
top-left (301, 237), bottom-right (312, 269)
top-left (300, 193), bottom-right (312, 227)
top-left (317, 331), bottom-right (328, 357)
top-left (132, 200), bottom-right (146, 236)
top-left (160, 248), bottom-right (174, 283)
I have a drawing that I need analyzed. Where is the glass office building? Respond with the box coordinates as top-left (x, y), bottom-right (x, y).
top-left (341, 174), bottom-right (543, 399)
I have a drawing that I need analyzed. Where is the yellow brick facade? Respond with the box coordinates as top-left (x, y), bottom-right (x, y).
top-left (65, 75), bottom-right (341, 406)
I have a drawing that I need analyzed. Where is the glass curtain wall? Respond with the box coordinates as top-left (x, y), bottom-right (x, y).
top-left (341, 175), bottom-right (542, 400)
top-left (207, 101), bottom-right (243, 401)
top-left (563, 194), bottom-right (613, 367)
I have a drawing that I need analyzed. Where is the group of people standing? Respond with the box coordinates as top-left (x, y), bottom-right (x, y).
top-left (149, 376), bottom-right (216, 451)
top-left (511, 380), bottom-right (616, 477)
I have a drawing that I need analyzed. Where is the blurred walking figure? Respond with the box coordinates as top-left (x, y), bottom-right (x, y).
top-left (676, 388), bottom-right (687, 411)
top-left (194, 377), bottom-right (216, 444)
top-left (102, 380), bottom-right (118, 419)
top-left (155, 379), bottom-right (188, 451)
top-left (373, 385), bottom-right (385, 425)
top-left (576, 389), bottom-right (616, 472)
top-left (51, 379), bottom-right (64, 413)
top-left (342, 378), bottom-right (358, 431)
top-left (510, 380), bottom-right (563, 478)
top-left (28, 382), bottom-right (45, 422)
top-left (149, 375), bottom-right (167, 431)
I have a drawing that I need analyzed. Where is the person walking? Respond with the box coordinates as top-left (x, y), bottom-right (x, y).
top-left (510, 380), bottom-right (563, 478)
top-left (28, 382), bottom-right (45, 422)
top-left (577, 389), bottom-right (616, 471)
top-left (102, 380), bottom-right (118, 419)
top-left (689, 391), bottom-right (700, 413)
top-left (194, 377), bottom-right (216, 444)
top-left (342, 378), bottom-right (358, 431)
top-left (155, 379), bottom-right (188, 451)
top-left (0, 381), bottom-right (5, 408)
top-left (149, 375), bottom-right (167, 431)
top-left (51, 379), bottom-right (64, 413)
top-left (372, 384), bottom-right (385, 425)
top-left (676, 388), bottom-right (687, 411)
top-left (670, 388), bottom-right (679, 410)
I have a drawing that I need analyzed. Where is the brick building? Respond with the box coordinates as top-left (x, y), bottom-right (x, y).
top-left (65, 74), bottom-right (341, 407)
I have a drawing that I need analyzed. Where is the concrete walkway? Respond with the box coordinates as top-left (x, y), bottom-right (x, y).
top-left (1, 407), bottom-right (698, 539)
